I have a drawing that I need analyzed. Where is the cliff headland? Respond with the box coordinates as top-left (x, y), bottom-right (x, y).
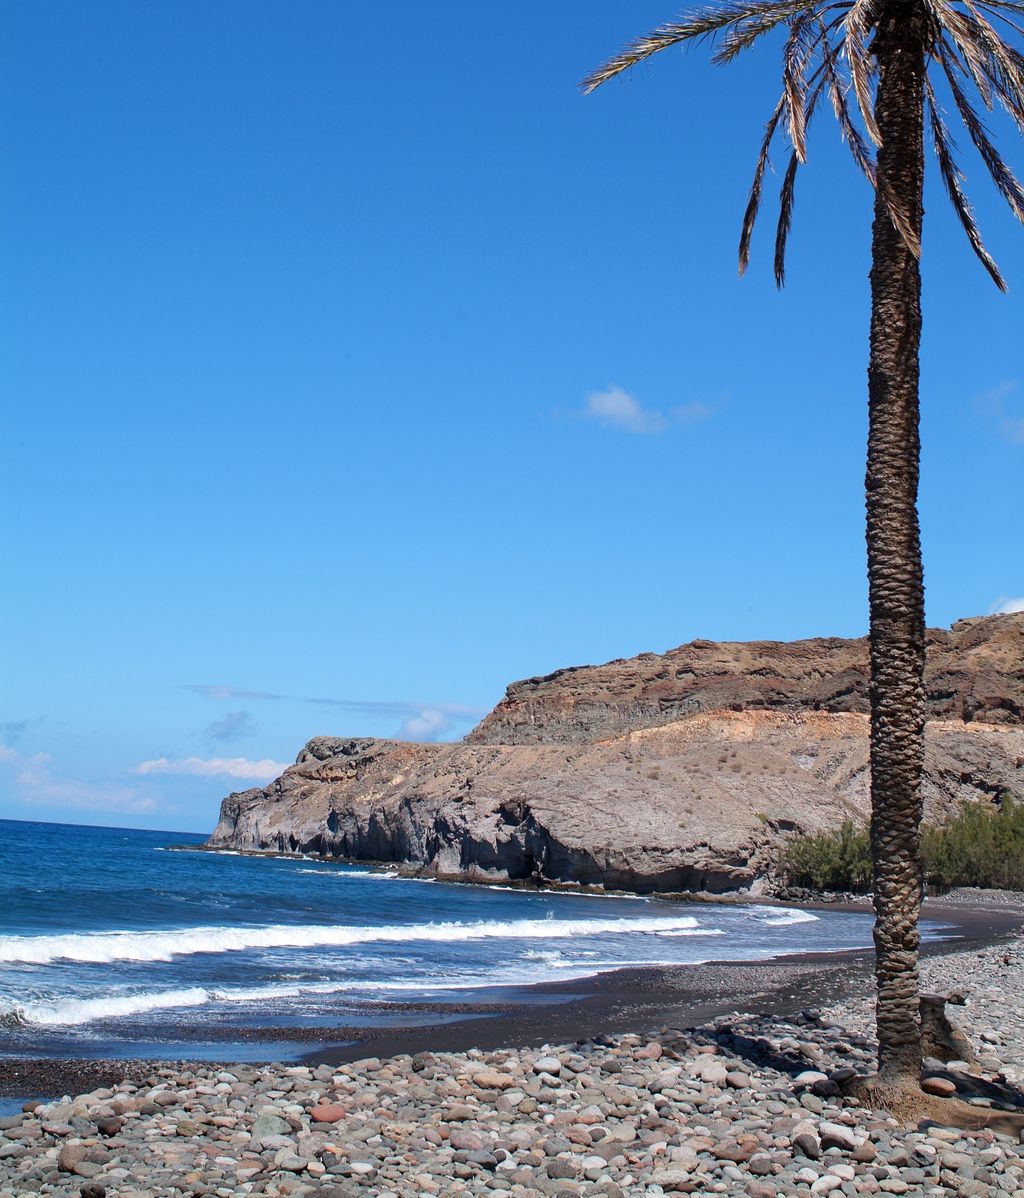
top-left (207, 613), bottom-right (1023, 895)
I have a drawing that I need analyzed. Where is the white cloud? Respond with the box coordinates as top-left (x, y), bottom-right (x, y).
top-left (136, 756), bottom-right (288, 783)
top-left (1, 744), bottom-right (158, 815)
top-left (991, 596), bottom-right (1024, 614)
top-left (397, 708), bottom-right (454, 742)
top-left (582, 387), bottom-right (714, 435)
top-left (584, 386), bottom-right (667, 434)
top-left (0, 744), bottom-right (52, 776)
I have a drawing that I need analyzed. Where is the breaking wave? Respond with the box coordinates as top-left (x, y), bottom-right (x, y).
top-left (756, 909), bottom-right (820, 927)
top-left (0, 914), bottom-right (703, 967)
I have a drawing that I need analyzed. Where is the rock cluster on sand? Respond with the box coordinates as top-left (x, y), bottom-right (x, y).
top-left (206, 613), bottom-right (1024, 894)
top-left (3, 934), bottom-right (1024, 1197)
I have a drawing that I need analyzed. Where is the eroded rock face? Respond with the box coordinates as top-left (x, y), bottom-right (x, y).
top-left (470, 614), bottom-right (1024, 744)
top-left (206, 614), bottom-right (1024, 894)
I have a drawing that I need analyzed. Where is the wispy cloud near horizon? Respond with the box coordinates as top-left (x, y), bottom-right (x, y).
top-left (991, 596), bottom-right (1024, 615)
top-left (183, 685), bottom-right (486, 742)
top-left (136, 756), bottom-right (289, 783)
top-left (1, 744), bottom-right (160, 816)
top-left (397, 708), bottom-right (456, 741)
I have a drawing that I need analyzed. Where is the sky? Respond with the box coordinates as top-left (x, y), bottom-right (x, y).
top-left (1, 2), bottom-right (1022, 833)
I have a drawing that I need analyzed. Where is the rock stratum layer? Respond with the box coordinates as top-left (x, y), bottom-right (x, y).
top-left (207, 614), bottom-right (1024, 894)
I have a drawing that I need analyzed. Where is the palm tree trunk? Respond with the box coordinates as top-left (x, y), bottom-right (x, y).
top-left (866, 6), bottom-right (928, 1088)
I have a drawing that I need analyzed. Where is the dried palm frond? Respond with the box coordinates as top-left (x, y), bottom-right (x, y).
top-left (774, 151), bottom-right (802, 284)
top-left (739, 95), bottom-right (787, 273)
top-left (584, 0), bottom-right (1023, 288)
top-left (980, 2), bottom-right (1024, 41)
top-left (926, 80), bottom-right (1008, 286)
top-left (930, 2), bottom-right (998, 99)
top-left (782, 12), bottom-right (819, 160)
top-left (936, 0), bottom-right (1024, 126)
top-left (843, 0), bottom-right (882, 144)
top-left (775, 76), bottom-right (827, 283)
top-left (962, 0), bottom-right (1024, 88)
top-left (711, 4), bottom-right (822, 64)
top-left (820, 24), bottom-right (878, 182)
top-left (938, 45), bottom-right (1024, 218)
top-left (579, 0), bottom-right (818, 92)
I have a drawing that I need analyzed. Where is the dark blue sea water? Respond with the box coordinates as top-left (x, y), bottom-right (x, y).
top-left (0, 818), bottom-right (887, 1063)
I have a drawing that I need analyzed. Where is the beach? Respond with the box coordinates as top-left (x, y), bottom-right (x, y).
top-left (3, 893), bottom-right (1024, 1196)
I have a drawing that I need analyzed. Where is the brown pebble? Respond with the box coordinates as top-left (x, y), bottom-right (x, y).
top-left (922, 1076), bottom-right (957, 1097)
top-left (310, 1103), bottom-right (346, 1123)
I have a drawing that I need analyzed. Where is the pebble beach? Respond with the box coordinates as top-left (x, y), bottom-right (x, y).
top-left (3, 918), bottom-right (1024, 1198)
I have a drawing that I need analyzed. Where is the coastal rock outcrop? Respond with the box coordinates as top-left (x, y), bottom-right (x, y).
top-left (207, 613), bottom-right (1024, 893)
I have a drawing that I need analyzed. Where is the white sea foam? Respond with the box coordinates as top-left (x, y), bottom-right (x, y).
top-left (1, 954), bottom-right (660, 1026)
top-left (8, 987), bottom-right (212, 1026)
top-left (654, 927), bottom-right (726, 937)
top-left (296, 869), bottom-right (400, 880)
top-left (0, 914), bottom-right (703, 966)
top-left (448, 883), bottom-right (648, 900)
top-left (757, 909), bottom-right (820, 927)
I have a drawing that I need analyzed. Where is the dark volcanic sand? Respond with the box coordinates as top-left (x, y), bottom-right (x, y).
top-left (2, 898), bottom-right (1020, 1106)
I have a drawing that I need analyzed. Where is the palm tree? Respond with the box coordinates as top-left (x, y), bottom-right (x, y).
top-left (583, 1), bottom-right (1023, 1109)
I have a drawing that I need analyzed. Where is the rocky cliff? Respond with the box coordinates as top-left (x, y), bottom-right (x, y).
top-left (206, 613), bottom-right (1024, 894)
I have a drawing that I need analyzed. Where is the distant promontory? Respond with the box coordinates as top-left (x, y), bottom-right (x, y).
top-left (206, 614), bottom-right (1023, 895)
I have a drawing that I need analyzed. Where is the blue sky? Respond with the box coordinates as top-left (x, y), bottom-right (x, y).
top-left (2, 1), bottom-right (1022, 833)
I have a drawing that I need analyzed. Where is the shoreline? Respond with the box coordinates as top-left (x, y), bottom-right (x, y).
top-left (299, 895), bottom-right (1024, 1066)
top-left (3, 915), bottom-right (1024, 1197)
top-left (3, 895), bottom-right (1020, 1108)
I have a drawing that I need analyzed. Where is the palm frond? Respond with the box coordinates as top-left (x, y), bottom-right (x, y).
top-left (962, 0), bottom-right (1024, 88)
top-left (782, 12), bottom-right (821, 160)
top-left (775, 75), bottom-right (827, 283)
top-left (820, 24), bottom-right (878, 182)
top-left (932, 15), bottom-right (995, 106)
top-left (926, 81), bottom-right (1008, 288)
top-left (739, 95), bottom-right (787, 273)
top-left (937, 26), bottom-right (1024, 133)
top-left (978, 2), bottom-right (1024, 41)
top-left (711, 0), bottom-right (849, 64)
top-left (937, 43), bottom-right (1024, 221)
top-left (774, 151), bottom-right (801, 284)
top-left (876, 176), bottom-right (923, 257)
top-left (580, 0), bottom-right (818, 92)
top-left (933, 0), bottom-right (1024, 129)
top-left (843, 0), bottom-right (882, 145)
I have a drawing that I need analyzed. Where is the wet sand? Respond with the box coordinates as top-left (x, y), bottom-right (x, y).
top-left (298, 897), bottom-right (1024, 1065)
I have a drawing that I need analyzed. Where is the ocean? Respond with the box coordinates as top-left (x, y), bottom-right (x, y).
top-left (0, 817), bottom-right (886, 1064)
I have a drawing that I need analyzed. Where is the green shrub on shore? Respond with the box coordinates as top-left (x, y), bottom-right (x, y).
top-left (782, 797), bottom-right (1024, 893)
top-left (921, 795), bottom-right (1024, 891)
top-left (782, 820), bottom-right (873, 892)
